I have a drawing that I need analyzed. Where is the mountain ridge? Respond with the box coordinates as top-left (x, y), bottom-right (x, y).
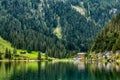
top-left (90, 14), bottom-right (120, 53)
top-left (0, 0), bottom-right (120, 58)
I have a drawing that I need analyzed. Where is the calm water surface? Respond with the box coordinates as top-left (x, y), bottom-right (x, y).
top-left (0, 61), bottom-right (120, 80)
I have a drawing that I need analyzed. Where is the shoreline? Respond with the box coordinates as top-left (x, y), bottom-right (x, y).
top-left (0, 59), bottom-right (51, 62)
top-left (1, 58), bottom-right (120, 63)
top-left (0, 58), bottom-right (73, 62)
top-left (85, 59), bottom-right (120, 63)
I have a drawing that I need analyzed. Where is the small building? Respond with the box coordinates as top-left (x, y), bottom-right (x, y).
top-left (102, 51), bottom-right (112, 59)
top-left (76, 52), bottom-right (86, 60)
top-left (104, 51), bottom-right (112, 58)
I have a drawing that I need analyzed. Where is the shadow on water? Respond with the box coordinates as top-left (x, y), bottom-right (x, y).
top-left (0, 61), bottom-right (120, 80)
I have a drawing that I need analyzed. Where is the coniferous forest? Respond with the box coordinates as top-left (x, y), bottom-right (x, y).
top-left (0, 0), bottom-right (120, 58)
top-left (1, 1), bottom-right (120, 80)
top-left (90, 14), bottom-right (120, 53)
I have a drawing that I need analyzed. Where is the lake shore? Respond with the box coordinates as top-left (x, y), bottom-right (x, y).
top-left (1, 58), bottom-right (120, 63)
top-left (0, 59), bottom-right (51, 62)
top-left (0, 58), bottom-right (73, 62)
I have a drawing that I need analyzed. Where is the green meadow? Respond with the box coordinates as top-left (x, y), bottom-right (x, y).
top-left (0, 36), bottom-right (48, 60)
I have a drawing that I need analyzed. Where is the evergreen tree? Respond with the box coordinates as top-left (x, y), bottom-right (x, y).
top-left (13, 48), bottom-right (17, 55)
top-left (0, 52), bottom-right (2, 60)
top-left (0, 0), bottom-right (119, 58)
top-left (4, 48), bottom-right (12, 59)
top-left (45, 52), bottom-right (48, 60)
top-left (90, 14), bottom-right (120, 53)
top-left (8, 50), bottom-right (12, 60)
top-left (5, 48), bottom-right (9, 59)
top-left (38, 51), bottom-right (41, 60)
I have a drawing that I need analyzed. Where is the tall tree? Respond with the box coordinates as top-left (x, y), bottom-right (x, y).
top-left (0, 52), bottom-right (2, 60)
top-left (5, 48), bottom-right (9, 59)
top-left (13, 48), bottom-right (17, 55)
top-left (38, 51), bottom-right (41, 60)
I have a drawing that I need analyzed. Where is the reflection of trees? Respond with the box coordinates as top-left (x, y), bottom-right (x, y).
top-left (43, 62), bottom-right (77, 80)
top-left (0, 62), bottom-right (118, 80)
top-left (5, 62), bottom-right (12, 72)
top-left (0, 62), bottom-right (13, 80)
top-left (0, 62), bottom-right (2, 69)
top-left (87, 62), bottom-right (120, 80)
top-left (10, 62), bottom-right (91, 80)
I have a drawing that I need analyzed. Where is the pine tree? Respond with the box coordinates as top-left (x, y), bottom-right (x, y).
top-left (13, 48), bottom-right (17, 55)
top-left (45, 52), bottom-right (48, 60)
top-left (4, 48), bottom-right (12, 59)
top-left (0, 52), bottom-right (2, 60)
top-left (38, 51), bottom-right (41, 60)
top-left (5, 48), bottom-right (9, 59)
top-left (8, 50), bottom-right (12, 60)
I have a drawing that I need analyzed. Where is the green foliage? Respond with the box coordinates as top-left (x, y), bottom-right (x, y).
top-left (13, 48), bottom-right (17, 55)
top-left (5, 48), bottom-right (12, 59)
top-left (45, 52), bottom-right (48, 60)
top-left (5, 48), bottom-right (9, 58)
top-left (38, 51), bottom-right (41, 60)
top-left (0, 0), bottom-right (119, 58)
top-left (90, 14), bottom-right (120, 53)
top-left (0, 52), bottom-right (3, 60)
top-left (0, 36), bottom-right (13, 53)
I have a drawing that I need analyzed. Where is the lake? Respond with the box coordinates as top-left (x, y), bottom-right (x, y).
top-left (0, 61), bottom-right (120, 80)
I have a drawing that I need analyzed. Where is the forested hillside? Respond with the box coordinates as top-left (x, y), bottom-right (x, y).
top-left (0, 0), bottom-right (120, 58)
top-left (0, 36), bottom-right (13, 53)
top-left (90, 14), bottom-right (120, 53)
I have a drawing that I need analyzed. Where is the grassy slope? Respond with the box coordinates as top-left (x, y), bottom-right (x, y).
top-left (0, 36), bottom-right (69, 60)
top-left (0, 36), bottom-right (13, 53)
top-left (0, 36), bottom-right (47, 60)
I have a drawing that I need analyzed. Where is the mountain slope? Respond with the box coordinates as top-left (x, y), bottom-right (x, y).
top-left (0, 0), bottom-right (120, 58)
top-left (0, 36), bottom-right (13, 53)
top-left (90, 14), bottom-right (120, 53)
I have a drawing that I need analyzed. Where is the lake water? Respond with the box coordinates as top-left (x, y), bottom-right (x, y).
top-left (0, 61), bottom-right (120, 80)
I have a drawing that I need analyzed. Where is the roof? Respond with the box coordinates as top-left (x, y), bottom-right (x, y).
top-left (77, 52), bottom-right (86, 55)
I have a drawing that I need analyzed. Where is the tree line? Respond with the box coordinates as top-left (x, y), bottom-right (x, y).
top-left (0, 0), bottom-right (120, 58)
top-left (90, 14), bottom-right (120, 53)
top-left (0, 48), bottom-right (17, 60)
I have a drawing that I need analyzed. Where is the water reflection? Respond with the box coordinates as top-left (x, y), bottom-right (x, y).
top-left (84, 62), bottom-right (120, 80)
top-left (0, 61), bottom-right (120, 80)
